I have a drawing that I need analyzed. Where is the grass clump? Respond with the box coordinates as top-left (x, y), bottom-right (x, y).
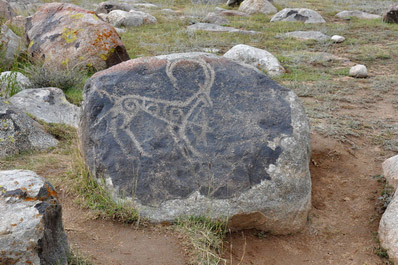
top-left (176, 216), bottom-right (227, 265)
top-left (0, 71), bottom-right (23, 98)
top-left (67, 249), bottom-right (93, 265)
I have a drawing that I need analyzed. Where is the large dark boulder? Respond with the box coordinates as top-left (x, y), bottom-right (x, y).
top-left (0, 170), bottom-right (69, 264)
top-left (80, 53), bottom-right (311, 234)
top-left (384, 4), bottom-right (398, 23)
top-left (26, 2), bottom-right (130, 71)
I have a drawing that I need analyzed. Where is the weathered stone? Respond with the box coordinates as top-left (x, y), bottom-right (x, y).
top-left (383, 155), bottom-right (398, 189)
top-left (224, 44), bottom-right (284, 76)
top-left (349, 64), bottom-right (368, 78)
top-left (6, 0), bottom-right (41, 15)
top-left (384, 5), bottom-right (398, 23)
top-left (0, 100), bottom-right (58, 158)
top-left (0, 0), bottom-right (16, 20)
top-left (107, 9), bottom-right (144, 27)
top-left (379, 190), bottom-right (398, 264)
top-left (133, 3), bottom-right (159, 9)
top-left (278, 30), bottom-right (330, 41)
top-left (331, 35), bottom-right (345, 43)
top-left (271, 8), bottom-right (326, 24)
top-left (0, 170), bottom-right (69, 265)
top-left (0, 24), bottom-right (23, 67)
top-left (204, 12), bottom-right (229, 25)
top-left (0, 71), bottom-right (31, 98)
top-left (26, 3), bottom-right (130, 71)
top-left (336, 10), bottom-right (381, 19)
top-left (5, 15), bottom-right (27, 33)
top-left (188, 23), bottom-right (259, 34)
top-left (9, 87), bottom-right (80, 128)
top-left (284, 51), bottom-right (351, 66)
top-left (239, 0), bottom-right (277, 15)
top-left (80, 52), bottom-right (311, 234)
top-left (95, 1), bottom-right (133, 14)
top-left (129, 10), bottom-right (157, 24)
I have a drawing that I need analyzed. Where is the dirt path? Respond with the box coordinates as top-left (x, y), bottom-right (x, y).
top-left (61, 195), bottom-right (188, 265)
top-left (226, 133), bottom-right (385, 264)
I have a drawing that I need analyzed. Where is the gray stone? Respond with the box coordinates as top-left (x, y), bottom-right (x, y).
top-left (384, 4), bottom-right (398, 23)
top-left (331, 35), bottom-right (345, 43)
top-left (161, 8), bottom-right (178, 16)
top-left (239, 0), bottom-right (277, 15)
top-left (219, 10), bottom-right (249, 17)
top-left (271, 8), bottom-right (326, 24)
top-left (129, 10), bottom-right (157, 24)
top-left (223, 44), bottom-right (284, 76)
top-left (188, 23), bottom-right (259, 34)
top-left (6, 0), bottom-right (41, 15)
top-left (283, 51), bottom-right (351, 65)
top-left (0, 71), bottom-right (31, 98)
top-left (204, 12), bottom-right (229, 25)
top-left (9, 87), bottom-right (81, 128)
top-left (0, 24), bottom-right (23, 68)
top-left (383, 155), bottom-right (398, 189)
top-left (379, 190), bottom-right (398, 264)
top-left (80, 52), bottom-right (311, 234)
top-left (336, 10), bottom-right (381, 19)
top-left (133, 3), bottom-right (159, 9)
top-left (349, 64), bottom-right (368, 78)
top-left (107, 9), bottom-right (144, 27)
top-left (0, 0), bottom-right (16, 20)
top-left (0, 170), bottom-right (69, 265)
top-left (95, 1), bottom-right (133, 14)
top-left (278, 30), bottom-right (330, 41)
top-left (0, 100), bottom-right (58, 158)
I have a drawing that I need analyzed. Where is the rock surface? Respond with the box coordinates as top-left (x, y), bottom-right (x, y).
top-left (278, 30), bottom-right (329, 41)
top-left (204, 12), bottom-right (229, 25)
top-left (384, 4), bottom-right (398, 23)
top-left (227, 0), bottom-right (244, 6)
top-left (349, 64), bottom-right (368, 78)
top-left (224, 44), bottom-right (284, 76)
top-left (0, 100), bottom-right (58, 158)
top-left (129, 10), bottom-right (157, 24)
top-left (80, 52), bottom-right (311, 234)
top-left (271, 8), bottom-right (326, 23)
top-left (0, 170), bottom-right (69, 265)
top-left (239, 0), bottom-right (277, 15)
top-left (0, 24), bottom-right (23, 67)
top-left (188, 23), bottom-right (258, 34)
top-left (95, 1), bottom-right (133, 14)
top-left (219, 10), bottom-right (248, 16)
top-left (107, 9), bottom-right (144, 27)
top-left (331, 35), bottom-right (345, 43)
top-left (383, 155), bottom-right (398, 189)
top-left (9, 87), bottom-right (80, 127)
top-left (379, 190), bottom-right (398, 264)
top-left (336, 10), bottom-right (381, 19)
top-left (26, 2), bottom-right (130, 71)
top-left (0, 0), bottom-right (16, 20)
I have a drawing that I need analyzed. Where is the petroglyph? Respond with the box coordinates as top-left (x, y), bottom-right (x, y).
top-left (91, 58), bottom-right (215, 158)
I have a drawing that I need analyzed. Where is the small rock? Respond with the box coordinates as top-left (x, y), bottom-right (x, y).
top-left (204, 12), bottom-right (229, 25)
top-left (239, 0), bottom-right (277, 15)
top-left (379, 192), bottom-right (398, 264)
top-left (278, 31), bottom-right (329, 41)
top-left (336, 10), bottom-right (381, 20)
top-left (224, 44), bottom-right (284, 76)
top-left (349, 64), bottom-right (368, 78)
top-left (107, 10), bottom-right (144, 27)
top-left (133, 3), bottom-right (159, 9)
top-left (0, 170), bottom-right (69, 264)
top-left (383, 155), bottom-right (398, 189)
top-left (271, 8), bottom-right (326, 24)
top-left (219, 10), bottom-right (248, 16)
top-left (188, 23), bottom-right (258, 34)
top-left (383, 4), bottom-right (398, 23)
top-left (9, 87), bottom-right (81, 128)
top-left (129, 10), bottom-right (157, 24)
top-left (95, 1), bottom-right (133, 14)
top-left (161, 9), bottom-right (177, 15)
top-left (0, 100), bottom-right (58, 158)
top-left (331, 35), bottom-right (345, 43)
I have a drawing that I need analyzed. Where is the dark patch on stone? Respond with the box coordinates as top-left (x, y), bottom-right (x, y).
top-left (74, 42), bottom-right (80, 49)
top-left (384, 7), bottom-right (398, 23)
top-left (105, 45), bottom-right (130, 69)
top-left (294, 14), bottom-right (308, 22)
top-left (36, 181), bottom-right (56, 200)
top-left (286, 10), bottom-right (298, 17)
top-left (3, 188), bottom-right (26, 198)
top-left (81, 56), bottom-right (294, 206)
top-left (35, 201), bottom-right (49, 214)
top-left (43, 92), bottom-right (55, 105)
